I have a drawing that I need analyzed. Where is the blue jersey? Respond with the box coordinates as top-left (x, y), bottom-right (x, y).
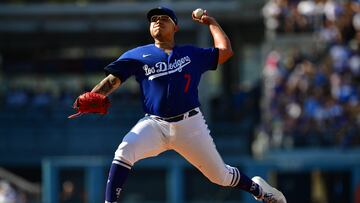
top-left (104, 44), bottom-right (219, 117)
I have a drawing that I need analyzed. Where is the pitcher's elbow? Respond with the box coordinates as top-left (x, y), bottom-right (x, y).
top-left (218, 49), bottom-right (234, 64)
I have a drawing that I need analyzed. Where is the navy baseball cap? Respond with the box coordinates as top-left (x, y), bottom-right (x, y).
top-left (147, 7), bottom-right (178, 25)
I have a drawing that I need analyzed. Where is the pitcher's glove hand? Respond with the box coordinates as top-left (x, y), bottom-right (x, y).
top-left (68, 92), bottom-right (110, 119)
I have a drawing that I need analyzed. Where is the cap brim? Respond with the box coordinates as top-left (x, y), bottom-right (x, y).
top-left (147, 8), bottom-right (177, 24)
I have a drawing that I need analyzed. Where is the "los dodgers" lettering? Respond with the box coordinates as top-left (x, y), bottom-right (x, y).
top-left (143, 56), bottom-right (191, 80)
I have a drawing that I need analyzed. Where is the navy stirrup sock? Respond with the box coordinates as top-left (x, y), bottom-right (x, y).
top-left (105, 161), bottom-right (131, 202)
top-left (235, 171), bottom-right (261, 197)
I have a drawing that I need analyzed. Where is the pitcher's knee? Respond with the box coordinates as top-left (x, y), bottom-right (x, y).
top-left (114, 141), bottom-right (137, 166)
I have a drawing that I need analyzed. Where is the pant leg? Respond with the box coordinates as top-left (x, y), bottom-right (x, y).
top-left (170, 112), bottom-right (239, 187)
top-left (114, 116), bottom-right (168, 166)
top-left (106, 116), bottom-right (168, 203)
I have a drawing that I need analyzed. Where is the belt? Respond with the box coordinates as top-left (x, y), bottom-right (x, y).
top-left (151, 109), bottom-right (199, 122)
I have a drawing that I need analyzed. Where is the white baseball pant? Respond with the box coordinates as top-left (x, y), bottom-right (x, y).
top-left (113, 108), bottom-right (240, 187)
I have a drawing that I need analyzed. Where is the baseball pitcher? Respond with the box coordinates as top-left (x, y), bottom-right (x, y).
top-left (69, 6), bottom-right (286, 203)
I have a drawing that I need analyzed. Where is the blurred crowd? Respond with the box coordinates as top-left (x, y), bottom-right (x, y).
top-left (0, 77), bottom-right (141, 110)
top-left (2, 0), bottom-right (143, 4)
top-left (259, 0), bottom-right (360, 151)
top-left (263, 0), bottom-right (357, 34)
top-left (1, 83), bottom-right (88, 110)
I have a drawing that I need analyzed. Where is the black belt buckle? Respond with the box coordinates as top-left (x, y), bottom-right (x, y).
top-left (164, 109), bottom-right (198, 122)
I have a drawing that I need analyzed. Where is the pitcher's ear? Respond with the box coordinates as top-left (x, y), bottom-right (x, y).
top-left (174, 25), bottom-right (180, 32)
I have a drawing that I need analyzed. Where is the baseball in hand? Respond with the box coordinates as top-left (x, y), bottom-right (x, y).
top-left (193, 8), bottom-right (204, 19)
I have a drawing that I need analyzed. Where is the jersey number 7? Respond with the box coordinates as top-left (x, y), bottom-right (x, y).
top-left (184, 74), bottom-right (191, 93)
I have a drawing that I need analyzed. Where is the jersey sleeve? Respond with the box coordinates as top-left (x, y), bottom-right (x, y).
top-left (104, 54), bottom-right (143, 83)
top-left (195, 47), bottom-right (219, 72)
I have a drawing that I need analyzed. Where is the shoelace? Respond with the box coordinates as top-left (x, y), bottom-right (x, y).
top-left (263, 193), bottom-right (276, 203)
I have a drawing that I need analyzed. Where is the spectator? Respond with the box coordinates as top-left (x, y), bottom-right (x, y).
top-left (0, 180), bottom-right (16, 203)
top-left (5, 88), bottom-right (30, 108)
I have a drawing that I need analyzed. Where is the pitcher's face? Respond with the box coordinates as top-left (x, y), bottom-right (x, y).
top-left (150, 15), bottom-right (178, 40)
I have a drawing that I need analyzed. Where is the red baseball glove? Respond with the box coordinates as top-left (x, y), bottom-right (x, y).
top-left (68, 92), bottom-right (110, 119)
